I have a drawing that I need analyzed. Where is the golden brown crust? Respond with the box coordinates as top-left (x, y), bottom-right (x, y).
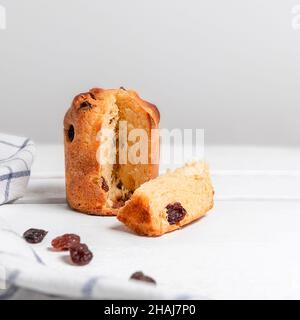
top-left (117, 197), bottom-right (157, 235)
top-left (117, 162), bottom-right (214, 236)
top-left (118, 199), bottom-right (214, 237)
top-left (126, 90), bottom-right (160, 127)
top-left (64, 87), bottom-right (159, 216)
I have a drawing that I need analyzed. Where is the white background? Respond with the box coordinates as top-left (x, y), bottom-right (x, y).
top-left (0, 0), bottom-right (300, 145)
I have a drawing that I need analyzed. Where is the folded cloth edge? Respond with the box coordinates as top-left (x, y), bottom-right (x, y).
top-left (0, 133), bottom-right (35, 205)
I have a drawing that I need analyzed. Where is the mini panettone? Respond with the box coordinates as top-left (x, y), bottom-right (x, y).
top-left (117, 161), bottom-right (214, 236)
top-left (64, 87), bottom-right (160, 216)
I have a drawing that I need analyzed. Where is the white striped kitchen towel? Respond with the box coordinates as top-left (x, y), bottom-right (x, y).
top-left (0, 216), bottom-right (204, 300)
top-left (0, 133), bottom-right (35, 205)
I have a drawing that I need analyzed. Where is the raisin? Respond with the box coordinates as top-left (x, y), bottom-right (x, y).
top-left (112, 200), bottom-right (125, 209)
top-left (124, 191), bottom-right (133, 201)
top-left (166, 202), bottom-right (187, 225)
top-left (119, 86), bottom-right (126, 90)
top-left (67, 125), bottom-right (75, 142)
top-left (79, 101), bottom-right (92, 110)
top-left (51, 234), bottom-right (80, 251)
top-left (101, 176), bottom-right (109, 192)
top-left (130, 271), bottom-right (156, 285)
top-left (117, 181), bottom-right (123, 189)
top-left (89, 92), bottom-right (96, 100)
top-left (69, 243), bottom-right (93, 266)
top-left (23, 228), bottom-right (48, 244)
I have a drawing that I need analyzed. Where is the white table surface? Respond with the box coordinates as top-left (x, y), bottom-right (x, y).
top-left (1, 144), bottom-right (300, 299)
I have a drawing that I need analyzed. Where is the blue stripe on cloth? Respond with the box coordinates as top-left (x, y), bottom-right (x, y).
top-left (0, 138), bottom-right (30, 162)
top-left (175, 294), bottom-right (193, 300)
top-left (29, 247), bottom-right (45, 265)
top-left (3, 166), bottom-right (12, 203)
top-left (0, 158), bottom-right (29, 171)
top-left (0, 270), bottom-right (20, 300)
top-left (82, 276), bottom-right (100, 298)
top-left (0, 139), bottom-right (31, 148)
top-left (0, 285), bottom-right (19, 300)
top-left (0, 170), bottom-right (31, 182)
top-left (0, 169), bottom-right (31, 204)
top-left (0, 228), bottom-right (45, 265)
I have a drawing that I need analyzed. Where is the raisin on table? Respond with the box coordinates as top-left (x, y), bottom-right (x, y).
top-left (130, 271), bottom-right (156, 285)
top-left (23, 228), bottom-right (48, 244)
top-left (51, 234), bottom-right (80, 251)
top-left (69, 243), bottom-right (93, 266)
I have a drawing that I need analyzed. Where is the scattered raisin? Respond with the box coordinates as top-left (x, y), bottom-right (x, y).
top-left (130, 271), bottom-right (156, 285)
top-left (119, 86), bottom-right (126, 91)
top-left (101, 176), bottom-right (109, 192)
top-left (112, 200), bottom-right (125, 209)
top-left (67, 125), bottom-right (75, 142)
top-left (124, 191), bottom-right (133, 201)
top-left (166, 202), bottom-right (187, 225)
top-left (89, 92), bottom-right (96, 100)
top-left (79, 101), bottom-right (92, 110)
top-left (117, 181), bottom-right (123, 189)
top-left (51, 234), bottom-right (80, 251)
top-left (69, 243), bottom-right (93, 266)
top-left (23, 228), bottom-right (48, 244)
